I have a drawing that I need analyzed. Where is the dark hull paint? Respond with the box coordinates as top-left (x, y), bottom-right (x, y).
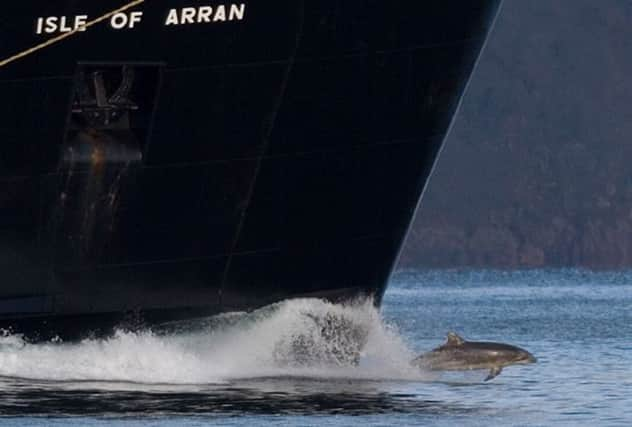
top-left (0, 1), bottom-right (501, 339)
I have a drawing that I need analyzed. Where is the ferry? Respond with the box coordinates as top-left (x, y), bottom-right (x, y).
top-left (0, 0), bottom-right (501, 339)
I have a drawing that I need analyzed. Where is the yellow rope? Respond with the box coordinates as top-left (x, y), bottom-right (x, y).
top-left (0, 0), bottom-right (145, 68)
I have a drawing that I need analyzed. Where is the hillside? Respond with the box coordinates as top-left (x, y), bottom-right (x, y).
top-left (400, 0), bottom-right (632, 269)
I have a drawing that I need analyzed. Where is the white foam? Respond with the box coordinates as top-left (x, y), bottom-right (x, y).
top-left (0, 299), bottom-right (426, 385)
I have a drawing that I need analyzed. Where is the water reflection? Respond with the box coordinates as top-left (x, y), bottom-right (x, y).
top-left (0, 376), bottom-right (482, 417)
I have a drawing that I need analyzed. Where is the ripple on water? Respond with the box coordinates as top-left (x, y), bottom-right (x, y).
top-left (0, 270), bottom-right (630, 426)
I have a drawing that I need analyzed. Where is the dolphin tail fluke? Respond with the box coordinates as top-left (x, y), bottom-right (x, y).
top-left (484, 366), bottom-right (502, 381)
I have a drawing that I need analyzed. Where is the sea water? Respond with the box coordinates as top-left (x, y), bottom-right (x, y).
top-left (0, 269), bottom-right (630, 426)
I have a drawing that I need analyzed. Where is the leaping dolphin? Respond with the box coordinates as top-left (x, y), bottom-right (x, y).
top-left (412, 332), bottom-right (537, 381)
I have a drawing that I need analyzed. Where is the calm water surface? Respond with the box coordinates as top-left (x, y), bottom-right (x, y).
top-left (0, 269), bottom-right (630, 426)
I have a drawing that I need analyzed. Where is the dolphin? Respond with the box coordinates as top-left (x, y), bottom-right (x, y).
top-left (412, 332), bottom-right (536, 381)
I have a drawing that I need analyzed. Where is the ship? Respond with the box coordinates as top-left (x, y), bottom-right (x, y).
top-left (0, 0), bottom-right (502, 340)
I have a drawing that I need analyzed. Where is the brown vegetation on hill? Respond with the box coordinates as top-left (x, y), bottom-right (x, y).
top-left (400, 1), bottom-right (632, 269)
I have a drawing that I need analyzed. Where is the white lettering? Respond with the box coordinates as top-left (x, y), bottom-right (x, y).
top-left (33, 4), bottom-right (246, 36)
top-left (110, 12), bottom-right (142, 29)
top-left (75, 15), bottom-right (88, 31)
top-left (181, 7), bottom-right (196, 24)
top-left (229, 4), bottom-right (245, 21)
top-left (36, 17), bottom-right (43, 34)
top-left (165, 9), bottom-right (179, 26)
top-left (45, 16), bottom-right (58, 33)
top-left (35, 15), bottom-right (88, 35)
top-left (58, 16), bottom-right (72, 32)
top-left (214, 5), bottom-right (226, 22)
top-left (129, 11), bottom-right (143, 28)
top-left (162, 4), bottom-right (248, 27)
top-left (198, 6), bottom-right (213, 23)
top-left (110, 13), bottom-right (128, 29)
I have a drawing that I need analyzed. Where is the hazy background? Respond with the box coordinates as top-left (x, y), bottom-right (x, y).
top-left (401, 0), bottom-right (632, 269)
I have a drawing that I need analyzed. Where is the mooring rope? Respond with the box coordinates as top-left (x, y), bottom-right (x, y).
top-left (0, 0), bottom-right (145, 69)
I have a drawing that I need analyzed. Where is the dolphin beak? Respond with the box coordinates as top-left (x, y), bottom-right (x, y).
top-left (525, 352), bottom-right (537, 363)
top-left (516, 349), bottom-right (536, 364)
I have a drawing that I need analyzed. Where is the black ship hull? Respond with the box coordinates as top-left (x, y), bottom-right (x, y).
top-left (0, 1), bottom-right (501, 339)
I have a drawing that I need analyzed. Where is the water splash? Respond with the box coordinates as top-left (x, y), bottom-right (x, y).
top-left (0, 299), bottom-right (425, 385)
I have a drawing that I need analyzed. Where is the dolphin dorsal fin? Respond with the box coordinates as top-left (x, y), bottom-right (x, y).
top-left (446, 332), bottom-right (465, 346)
